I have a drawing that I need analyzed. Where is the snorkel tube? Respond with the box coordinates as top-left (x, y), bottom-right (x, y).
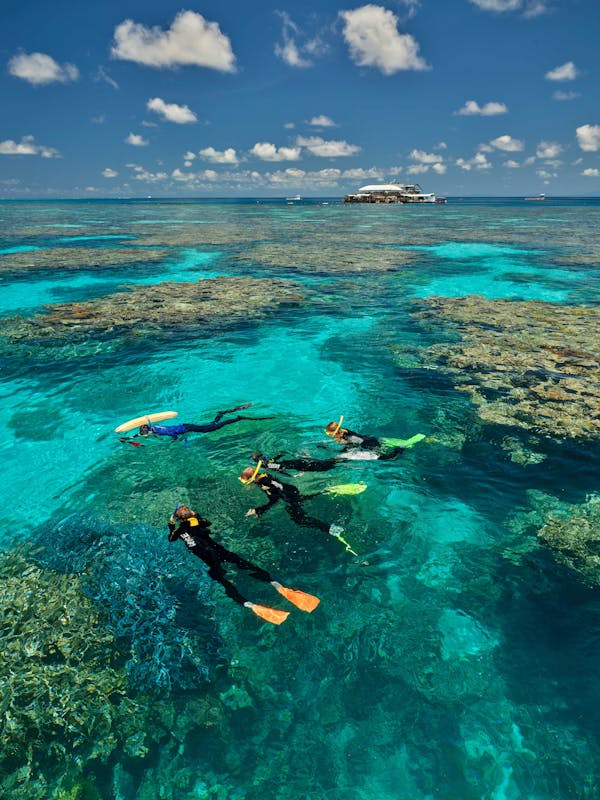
top-left (325, 415), bottom-right (344, 437)
top-left (239, 460), bottom-right (263, 485)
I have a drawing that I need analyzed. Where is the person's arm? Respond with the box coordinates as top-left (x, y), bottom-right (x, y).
top-left (247, 485), bottom-right (281, 517)
top-left (168, 519), bottom-right (180, 542)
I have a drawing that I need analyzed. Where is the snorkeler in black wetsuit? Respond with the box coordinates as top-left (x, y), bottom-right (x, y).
top-left (324, 417), bottom-right (404, 460)
top-left (120, 403), bottom-right (272, 446)
top-left (168, 505), bottom-right (319, 624)
top-left (251, 451), bottom-right (339, 475)
top-left (239, 466), bottom-right (343, 538)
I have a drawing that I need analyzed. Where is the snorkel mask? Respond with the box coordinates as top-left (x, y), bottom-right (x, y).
top-left (239, 460), bottom-right (263, 485)
top-left (325, 415), bottom-right (344, 437)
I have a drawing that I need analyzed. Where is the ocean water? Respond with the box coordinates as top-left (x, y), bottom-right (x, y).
top-left (1, 198), bottom-right (599, 800)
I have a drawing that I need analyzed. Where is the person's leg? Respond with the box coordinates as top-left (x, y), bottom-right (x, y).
top-left (193, 547), bottom-right (248, 605)
top-left (285, 489), bottom-right (330, 534)
top-left (217, 543), bottom-right (274, 585)
top-left (283, 458), bottom-right (338, 472)
top-left (377, 446), bottom-right (404, 461)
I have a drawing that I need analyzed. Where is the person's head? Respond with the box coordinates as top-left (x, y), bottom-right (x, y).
top-left (325, 417), bottom-right (345, 438)
top-left (239, 466), bottom-right (258, 484)
top-left (139, 423), bottom-right (151, 436)
top-left (251, 452), bottom-right (262, 463)
top-left (174, 505), bottom-right (195, 521)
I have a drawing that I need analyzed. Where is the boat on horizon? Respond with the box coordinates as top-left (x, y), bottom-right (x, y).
top-left (343, 183), bottom-right (444, 204)
top-left (524, 193), bottom-right (546, 201)
top-left (286, 195), bottom-right (302, 202)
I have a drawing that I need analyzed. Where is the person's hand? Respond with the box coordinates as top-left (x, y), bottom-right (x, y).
top-left (245, 508), bottom-right (257, 517)
top-left (169, 514), bottom-right (175, 524)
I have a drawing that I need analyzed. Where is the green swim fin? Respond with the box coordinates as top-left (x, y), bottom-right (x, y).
top-left (325, 482), bottom-right (367, 496)
top-left (381, 433), bottom-right (426, 449)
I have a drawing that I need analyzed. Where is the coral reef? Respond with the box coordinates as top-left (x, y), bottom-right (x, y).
top-left (0, 276), bottom-right (303, 347)
top-left (510, 490), bottom-right (600, 585)
top-left (0, 247), bottom-right (168, 276)
top-left (235, 241), bottom-right (418, 273)
top-left (412, 295), bottom-right (600, 439)
top-left (0, 549), bottom-right (144, 799)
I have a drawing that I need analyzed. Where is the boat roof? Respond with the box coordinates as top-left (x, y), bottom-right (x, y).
top-left (358, 184), bottom-right (405, 193)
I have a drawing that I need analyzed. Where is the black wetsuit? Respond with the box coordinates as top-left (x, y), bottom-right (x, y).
top-left (336, 428), bottom-right (403, 460)
top-left (252, 473), bottom-right (330, 534)
top-left (168, 515), bottom-right (273, 606)
top-left (254, 454), bottom-right (338, 475)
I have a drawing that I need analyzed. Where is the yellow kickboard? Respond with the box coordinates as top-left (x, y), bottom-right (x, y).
top-left (114, 411), bottom-right (178, 433)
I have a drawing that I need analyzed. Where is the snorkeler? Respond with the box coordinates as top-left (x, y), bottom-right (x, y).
top-left (120, 403), bottom-right (272, 446)
top-left (250, 451), bottom-right (340, 475)
top-left (324, 416), bottom-right (425, 459)
top-left (239, 464), bottom-right (345, 539)
top-left (168, 504), bottom-right (319, 625)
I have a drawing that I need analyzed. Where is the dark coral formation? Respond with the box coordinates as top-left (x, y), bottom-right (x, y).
top-left (509, 490), bottom-right (600, 586)
top-left (0, 247), bottom-right (168, 276)
top-left (0, 276), bottom-right (303, 344)
top-left (412, 295), bottom-right (600, 439)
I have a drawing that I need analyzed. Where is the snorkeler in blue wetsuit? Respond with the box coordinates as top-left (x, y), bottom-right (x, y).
top-left (119, 403), bottom-right (272, 446)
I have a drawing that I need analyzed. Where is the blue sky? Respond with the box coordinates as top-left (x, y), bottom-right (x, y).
top-left (0, 0), bottom-right (598, 197)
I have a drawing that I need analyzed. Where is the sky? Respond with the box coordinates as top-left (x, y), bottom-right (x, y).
top-left (0, 0), bottom-right (598, 197)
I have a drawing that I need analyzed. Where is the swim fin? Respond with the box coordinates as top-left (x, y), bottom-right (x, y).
top-left (272, 582), bottom-right (320, 613)
top-left (325, 482), bottom-right (367, 496)
top-left (245, 602), bottom-right (289, 625)
top-left (380, 433), bottom-right (426, 449)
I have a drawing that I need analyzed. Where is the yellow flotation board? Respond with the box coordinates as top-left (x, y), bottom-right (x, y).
top-left (114, 411), bottom-right (178, 433)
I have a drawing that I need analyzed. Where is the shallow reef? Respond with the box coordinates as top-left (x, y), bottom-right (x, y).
top-left (235, 241), bottom-right (418, 273)
top-left (0, 276), bottom-right (304, 350)
top-left (410, 295), bottom-right (600, 439)
top-left (509, 490), bottom-right (600, 586)
top-left (0, 549), bottom-right (144, 799)
top-left (0, 247), bottom-right (168, 276)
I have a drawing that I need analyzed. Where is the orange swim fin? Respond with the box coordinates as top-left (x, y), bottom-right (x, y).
top-left (273, 582), bottom-right (320, 613)
top-left (245, 602), bottom-right (290, 625)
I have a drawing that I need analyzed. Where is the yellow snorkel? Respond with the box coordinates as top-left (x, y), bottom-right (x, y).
top-left (239, 460), bottom-right (263, 485)
top-left (325, 415), bottom-right (344, 437)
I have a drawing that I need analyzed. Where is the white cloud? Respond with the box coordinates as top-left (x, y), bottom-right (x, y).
top-left (407, 164), bottom-right (429, 174)
top-left (249, 142), bottom-right (301, 161)
top-left (456, 152), bottom-right (491, 171)
top-left (102, 168), bottom-right (119, 178)
top-left (309, 115), bottom-right (337, 127)
top-left (199, 146), bottom-right (238, 164)
top-left (409, 149), bottom-right (444, 163)
top-left (576, 124), bottom-right (600, 152)
top-left (95, 66), bottom-right (119, 90)
top-left (341, 167), bottom-right (383, 179)
top-left (8, 52), bottom-right (79, 85)
top-left (582, 168), bottom-right (600, 177)
top-left (469, 0), bottom-right (521, 10)
top-left (456, 100), bottom-right (508, 116)
top-left (0, 134), bottom-right (60, 158)
top-left (147, 97), bottom-right (197, 124)
top-left (111, 10), bottom-right (236, 72)
top-left (536, 141), bottom-right (562, 159)
top-left (296, 136), bottom-right (360, 157)
top-left (504, 160), bottom-right (520, 168)
top-left (432, 162), bottom-right (447, 174)
top-left (553, 90), bottom-right (580, 101)
top-left (490, 134), bottom-right (524, 152)
top-left (284, 122), bottom-right (295, 129)
top-left (545, 61), bottom-right (578, 81)
top-left (340, 5), bottom-right (429, 75)
top-left (126, 133), bottom-right (148, 146)
top-left (183, 151), bottom-right (196, 161)
top-left (274, 12), bottom-right (326, 68)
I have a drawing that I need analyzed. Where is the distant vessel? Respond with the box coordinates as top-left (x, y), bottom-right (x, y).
top-left (286, 195), bottom-right (302, 201)
top-left (525, 193), bottom-right (546, 201)
top-left (343, 183), bottom-right (444, 204)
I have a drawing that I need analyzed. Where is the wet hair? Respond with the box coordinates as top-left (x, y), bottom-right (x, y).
top-left (139, 424), bottom-right (150, 435)
top-left (325, 422), bottom-right (340, 433)
top-left (240, 467), bottom-right (257, 481)
top-left (174, 505), bottom-right (195, 521)
top-left (251, 452), bottom-right (263, 462)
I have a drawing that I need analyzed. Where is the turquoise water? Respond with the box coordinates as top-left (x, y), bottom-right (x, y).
top-left (1, 199), bottom-right (599, 800)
